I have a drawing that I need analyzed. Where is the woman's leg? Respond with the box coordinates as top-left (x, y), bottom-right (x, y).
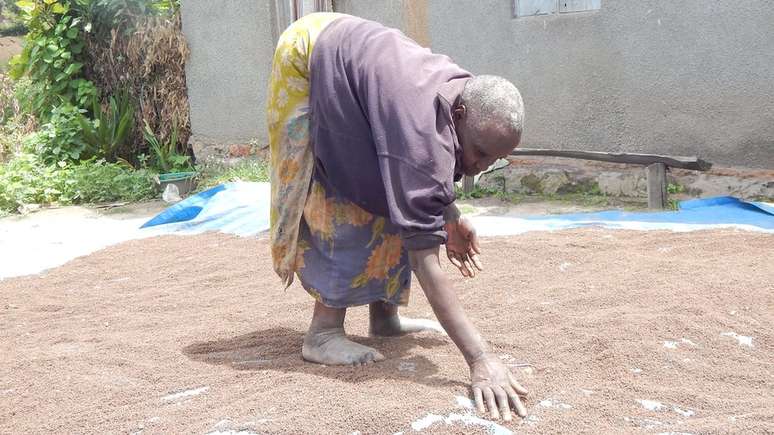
top-left (368, 300), bottom-right (445, 337)
top-left (302, 300), bottom-right (385, 366)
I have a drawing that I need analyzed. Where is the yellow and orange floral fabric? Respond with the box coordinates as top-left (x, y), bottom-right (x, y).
top-left (296, 180), bottom-right (411, 308)
top-left (267, 13), bottom-right (344, 286)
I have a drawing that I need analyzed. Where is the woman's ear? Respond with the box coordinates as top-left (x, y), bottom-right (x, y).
top-left (453, 104), bottom-right (466, 122)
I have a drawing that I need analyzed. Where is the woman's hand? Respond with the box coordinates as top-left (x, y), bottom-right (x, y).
top-left (445, 217), bottom-right (483, 277)
top-left (470, 352), bottom-right (529, 421)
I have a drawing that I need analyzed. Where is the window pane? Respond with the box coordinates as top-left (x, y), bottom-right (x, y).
top-left (558, 0), bottom-right (601, 13)
top-left (515, 0), bottom-right (556, 17)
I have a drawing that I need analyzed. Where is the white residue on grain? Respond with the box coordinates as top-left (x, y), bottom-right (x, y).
top-left (455, 395), bottom-right (475, 410)
top-left (411, 412), bottom-right (512, 434)
top-left (720, 332), bottom-right (754, 347)
top-left (206, 431), bottom-right (258, 435)
top-left (539, 398), bottom-right (572, 409)
top-left (673, 406), bottom-right (695, 417)
top-left (638, 399), bottom-right (666, 411)
top-left (162, 386), bottom-right (209, 402)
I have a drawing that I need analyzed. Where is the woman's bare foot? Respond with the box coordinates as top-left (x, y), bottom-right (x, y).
top-left (302, 327), bottom-right (385, 366)
top-left (303, 300), bottom-right (385, 366)
top-left (369, 301), bottom-right (446, 336)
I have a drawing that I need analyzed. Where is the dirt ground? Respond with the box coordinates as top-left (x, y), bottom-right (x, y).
top-left (0, 36), bottom-right (22, 67)
top-left (1, 229), bottom-right (772, 434)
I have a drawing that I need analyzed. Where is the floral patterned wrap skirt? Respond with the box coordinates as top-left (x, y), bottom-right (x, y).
top-left (267, 13), bottom-right (412, 308)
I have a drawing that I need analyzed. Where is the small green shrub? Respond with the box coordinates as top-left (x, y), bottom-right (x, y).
top-left (9, 1), bottom-right (98, 118)
top-left (0, 152), bottom-right (66, 211)
top-left (0, 76), bottom-right (36, 160)
top-left (27, 103), bottom-right (92, 164)
top-left (196, 159), bottom-right (269, 191)
top-left (63, 157), bottom-right (155, 204)
top-left (667, 183), bottom-right (685, 194)
top-left (0, 152), bottom-right (155, 212)
top-left (143, 119), bottom-right (191, 173)
top-left (79, 90), bottom-right (134, 161)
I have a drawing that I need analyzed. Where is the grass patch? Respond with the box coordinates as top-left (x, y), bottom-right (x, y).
top-left (455, 184), bottom-right (646, 210)
top-left (195, 158), bottom-right (269, 192)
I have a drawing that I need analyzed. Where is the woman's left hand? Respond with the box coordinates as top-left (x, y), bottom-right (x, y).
top-left (445, 217), bottom-right (483, 277)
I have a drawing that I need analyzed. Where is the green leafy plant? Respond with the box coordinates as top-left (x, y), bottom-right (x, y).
top-left (78, 89), bottom-right (134, 161)
top-left (143, 119), bottom-right (191, 173)
top-left (0, 75), bottom-right (34, 159)
top-left (667, 183), bottom-right (685, 195)
top-left (70, 0), bottom-right (179, 44)
top-left (9, 0), bottom-right (98, 118)
top-left (28, 102), bottom-right (93, 164)
top-left (62, 156), bottom-right (155, 203)
top-left (0, 152), bottom-right (155, 212)
top-left (0, 152), bottom-right (65, 211)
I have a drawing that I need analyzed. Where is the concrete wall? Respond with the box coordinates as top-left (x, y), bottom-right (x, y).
top-left (337, 0), bottom-right (774, 168)
top-left (181, 0), bottom-right (275, 160)
top-left (182, 0), bottom-right (773, 168)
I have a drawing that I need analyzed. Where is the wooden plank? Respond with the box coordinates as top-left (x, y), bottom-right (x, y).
top-left (509, 148), bottom-right (712, 171)
top-left (647, 163), bottom-right (668, 210)
top-left (463, 175), bottom-right (475, 195)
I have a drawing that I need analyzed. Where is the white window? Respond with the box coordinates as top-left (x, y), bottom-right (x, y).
top-left (514, 0), bottom-right (600, 17)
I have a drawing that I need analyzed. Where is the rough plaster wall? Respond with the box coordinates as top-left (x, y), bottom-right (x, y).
top-left (334, 0), bottom-right (407, 32)
top-left (181, 0), bottom-right (274, 150)
top-left (336, 0), bottom-right (774, 168)
top-left (425, 0), bottom-right (774, 168)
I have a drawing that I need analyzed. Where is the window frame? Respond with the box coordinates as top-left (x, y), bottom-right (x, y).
top-left (513, 0), bottom-right (601, 18)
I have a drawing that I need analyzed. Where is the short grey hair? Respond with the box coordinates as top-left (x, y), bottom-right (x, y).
top-left (460, 75), bottom-right (524, 136)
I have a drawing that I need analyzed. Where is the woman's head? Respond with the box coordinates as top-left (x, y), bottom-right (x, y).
top-left (454, 75), bottom-right (524, 176)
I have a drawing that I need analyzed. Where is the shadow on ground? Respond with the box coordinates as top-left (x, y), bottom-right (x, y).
top-left (183, 327), bottom-right (466, 388)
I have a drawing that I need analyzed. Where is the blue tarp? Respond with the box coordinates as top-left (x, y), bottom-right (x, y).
top-left (525, 196), bottom-right (774, 230)
top-left (141, 182), bottom-right (270, 236)
top-left (140, 182), bottom-right (774, 236)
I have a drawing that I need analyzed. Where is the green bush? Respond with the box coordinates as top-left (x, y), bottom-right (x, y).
top-left (0, 152), bottom-right (155, 212)
top-left (62, 157), bottom-right (155, 203)
top-left (79, 90), bottom-right (134, 161)
top-left (9, 1), bottom-right (98, 119)
top-left (0, 77), bottom-right (36, 161)
top-left (26, 102), bottom-right (92, 164)
top-left (143, 119), bottom-right (191, 173)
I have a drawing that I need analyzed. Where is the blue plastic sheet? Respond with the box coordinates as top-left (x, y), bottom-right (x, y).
top-left (141, 182), bottom-right (270, 236)
top-left (141, 182), bottom-right (774, 236)
top-left (525, 196), bottom-right (774, 230)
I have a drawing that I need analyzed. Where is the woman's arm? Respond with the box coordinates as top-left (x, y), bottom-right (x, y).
top-left (408, 246), bottom-right (528, 420)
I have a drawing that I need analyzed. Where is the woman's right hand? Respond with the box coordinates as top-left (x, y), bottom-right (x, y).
top-left (470, 352), bottom-right (529, 421)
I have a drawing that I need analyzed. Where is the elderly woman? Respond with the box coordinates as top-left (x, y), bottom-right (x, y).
top-left (267, 13), bottom-right (527, 420)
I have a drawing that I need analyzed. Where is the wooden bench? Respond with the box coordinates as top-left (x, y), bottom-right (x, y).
top-left (463, 149), bottom-right (713, 210)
